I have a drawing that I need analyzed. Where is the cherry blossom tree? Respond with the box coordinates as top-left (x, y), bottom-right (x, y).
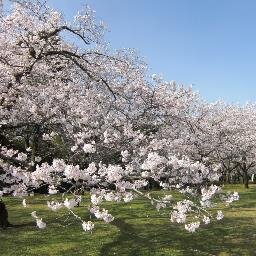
top-left (0, 0), bottom-right (240, 233)
top-left (207, 103), bottom-right (256, 188)
top-left (181, 101), bottom-right (256, 188)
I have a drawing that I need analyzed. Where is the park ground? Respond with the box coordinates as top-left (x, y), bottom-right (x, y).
top-left (0, 184), bottom-right (256, 256)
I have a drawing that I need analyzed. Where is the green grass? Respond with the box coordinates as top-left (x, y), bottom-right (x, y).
top-left (0, 184), bottom-right (256, 256)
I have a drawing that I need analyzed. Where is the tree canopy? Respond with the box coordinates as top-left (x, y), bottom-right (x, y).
top-left (1, 1), bottom-right (253, 233)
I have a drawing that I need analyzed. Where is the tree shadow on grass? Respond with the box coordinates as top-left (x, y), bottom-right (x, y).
top-left (98, 216), bottom-right (256, 256)
top-left (10, 222), bottom-right (36, 228)
top-left (0, 221), bottom-right (36, 231)
top-left (99, 218), bottom-right (158, 256)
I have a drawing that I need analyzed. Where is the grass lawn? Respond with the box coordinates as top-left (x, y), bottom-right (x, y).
top-left (0, 184), bottom-right (256, 256)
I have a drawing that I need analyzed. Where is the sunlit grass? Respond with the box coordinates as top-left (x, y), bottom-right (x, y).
top-left (0, 184), bottom-right (256, 255)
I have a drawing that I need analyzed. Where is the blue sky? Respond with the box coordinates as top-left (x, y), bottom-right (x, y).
top-left (8, 0), bottom-right (256, 103)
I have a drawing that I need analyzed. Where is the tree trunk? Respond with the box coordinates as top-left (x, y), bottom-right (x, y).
top-left (30, 124), bottom-right (41, 164)
top-left (24, 135), bottom-right (30, 149)
top-left (227, 170), bottom-right (231, 184)
top-left (243, 170), bottom-right (249, 188)
top-left (241, 156), bottom-right (249, 189)
top-left (31, 134), bottom-right (38, 163)
top-left (0, 201), bottom-right (9, 229)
